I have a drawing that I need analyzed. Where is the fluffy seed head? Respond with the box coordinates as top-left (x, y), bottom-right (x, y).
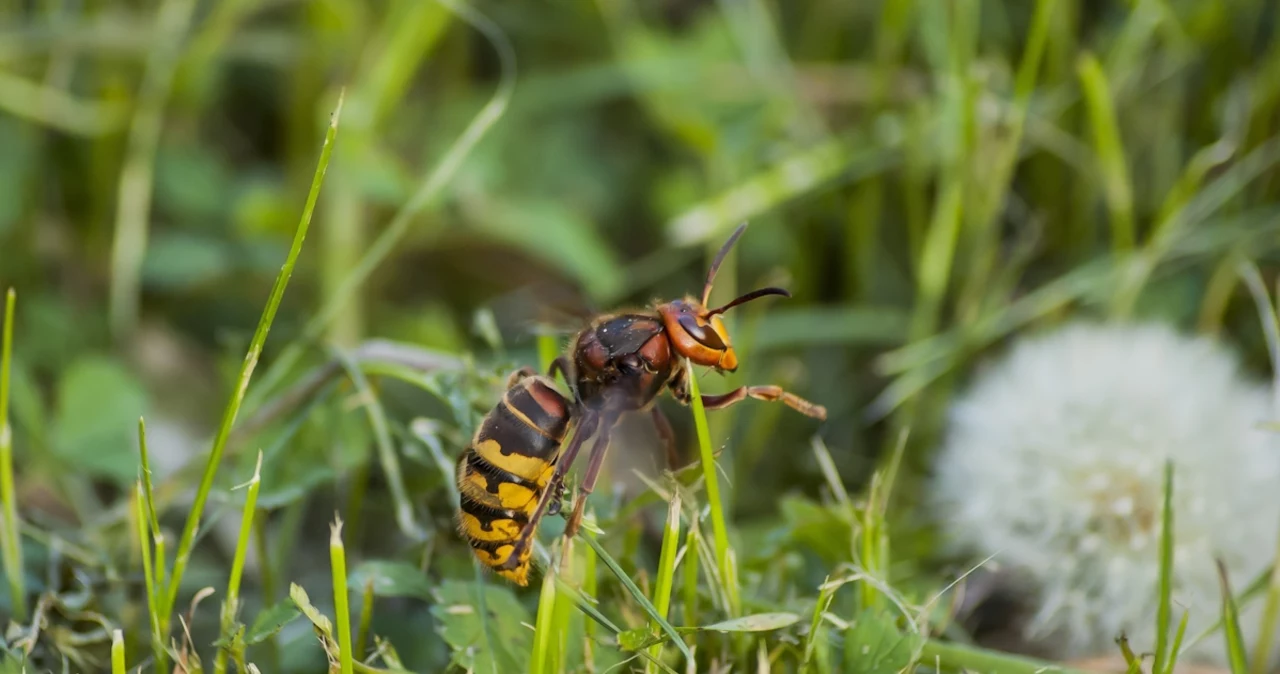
top-left (931, 321), bottom-right (1280, 663)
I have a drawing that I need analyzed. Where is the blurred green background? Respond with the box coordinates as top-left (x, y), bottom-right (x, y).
top-left (2, 0), bottom-right (1280, 671)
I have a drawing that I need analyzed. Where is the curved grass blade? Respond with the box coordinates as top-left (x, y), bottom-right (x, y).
top-left (162, 91), bottom-right (344, 626)
top-left (578, 530), bottom-right (694, 664)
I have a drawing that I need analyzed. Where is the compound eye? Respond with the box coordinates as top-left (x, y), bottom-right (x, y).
top-left (677, 314), bottom-right (726, 350)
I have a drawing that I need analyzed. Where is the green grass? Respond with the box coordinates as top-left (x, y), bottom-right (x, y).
top-left (4, 0), bottom-right (1280, 671)
top-left (0, 289), bottom-right (23, 623)
top-left (161, 89), bottom-right (344, 644)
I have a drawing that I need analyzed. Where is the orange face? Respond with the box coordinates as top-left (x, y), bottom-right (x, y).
top-left (658, 298), bottom-right (738, 371)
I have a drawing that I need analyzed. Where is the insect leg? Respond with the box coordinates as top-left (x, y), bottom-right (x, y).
top-left (505, 366), bottom-right (538, 389)
top-left (650, 406), bottom-right (681, 470)
top-left (548, 356), bottom-right (580, 402)
top-left (498, 410), bottom-right (599, 574)
top-left (695, 385), bottom-right (827, 420)
top-left (564, 410), bottom-right (622, 538)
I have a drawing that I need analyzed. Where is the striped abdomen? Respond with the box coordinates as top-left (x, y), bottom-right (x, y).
top-left (456, 374), bottom-right (571, 586)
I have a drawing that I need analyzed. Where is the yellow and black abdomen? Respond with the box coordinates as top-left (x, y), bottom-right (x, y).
top-left (456, 374), bottom-right (572, 586)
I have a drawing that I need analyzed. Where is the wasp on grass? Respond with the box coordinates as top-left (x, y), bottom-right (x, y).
top-left (456, 223), bottom-right (826, 585)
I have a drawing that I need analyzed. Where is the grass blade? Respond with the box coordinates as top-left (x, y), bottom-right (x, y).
top-left (111, 629), bottom-right (125, 674)
top-left (1218, 559), bottom-right (1250, 674)
top-left (685, 358), bottom-right (739, 616)
top-left (245, 0), bottom-right (515, 408)
top-left (646, 492), bottom-right (682, 672)
top-left (680, 524), bottom-right (700, 653)
top-left (802, 575), bottom-right (835, 672)
top-left (1165, 609), bottom-right (1190, 674)
top-left (1153, 460), bottom-right (1175, 674)
top-left (1076, 52), bottom-right (1135, 258)
top-left (355, 579), bottom-right (374, 661)
top-left (578, 530), bottom-right (694, 663)
top-left (0, 288), bottom-right (23, 622)
top-left (1251, 515), bottom-right (1280, 674)
top-left (162, 92), bottom-right (344, 627)
top-left (135, 483), bottom-right (164, 670)
top-left (530, 557), bottom-right (559, 674)
top-left (920, 638), bottom-right (1093, 674)
top-left (551, 543), bottom-right (576, 673)
top-left (215, 451), bottom-right (263, 674)
top-left (332, 518), bottom-right (355, 674)
top-left (137, 418), bottom-right (161, 542)
top-left (107, 0), bottom-right (199, 338)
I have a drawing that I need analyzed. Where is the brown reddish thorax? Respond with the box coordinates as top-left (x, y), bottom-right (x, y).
top-left (571, 313), bottom-right (673, 410)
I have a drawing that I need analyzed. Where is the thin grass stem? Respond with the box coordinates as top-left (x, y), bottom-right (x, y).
top-left (1219, 559), bottom-right (1250, 674)
top-left (682, 526), bottom-right (700, 635)
top-left (107, 0), bottom-right (198, 338)
top-left (1251, 515), bottom-right (1280, 674)
top-left (134, 483), bottom-right (163, 670)
top-left (1077, 53), bottom-right (1136, 259)
top-left (1153, 460), bottom-right (1175, 674)
top-left (646, 492), bottom-right (682, 672)
top-left (685, 359), bottom-right (738, 616)
top-left (530, 559), bottom-right (559, 674)
top-left (111, 629), bottom-right (125, 674)
top-left (0, 288), bottom-right (24, 622)
top-left (215, 451), bottom-right (263, 674)
top-left (551, 540), bottom-right (576, 673)
top-left (161, 92), bottom-right (343, 627)
top-left (356, 579), bottom-right (374, 663)
top-left (246, 0), bottom-right (514, 408)
top-left (1166, 610), bottom-right (1190, 674)
top-left (332, 517), bottom-right (354, 674)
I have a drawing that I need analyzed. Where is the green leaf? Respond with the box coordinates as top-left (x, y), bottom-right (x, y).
top-left (348, 561), bottom-right (433, 601)
top-left (290, 583), bottom-right (333, 637)
top-left (579, 528), bottom-right (695, 663)
top-left (430, 580), bottom-right (531, 674)
top-left (52, 356), bottom-right (148, 483)
top-left (617, 628), bottom-right (658, 651)
top-left (245, 599), bottom-right (302, 645)
top-left (845, 609), bottom-right (923, 674)
top-left (697, 612), bottom-right (801, 633)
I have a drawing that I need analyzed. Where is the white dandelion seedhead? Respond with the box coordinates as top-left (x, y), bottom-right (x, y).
top-left (931, 321), bottom-right (1280, 664)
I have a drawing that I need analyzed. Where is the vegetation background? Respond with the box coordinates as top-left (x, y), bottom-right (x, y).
top-left (1, 0), bottom-right (1279, 672)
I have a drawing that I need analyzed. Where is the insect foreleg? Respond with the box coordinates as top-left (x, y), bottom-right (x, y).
top-left (697, 385), bottom-right (827, 420)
